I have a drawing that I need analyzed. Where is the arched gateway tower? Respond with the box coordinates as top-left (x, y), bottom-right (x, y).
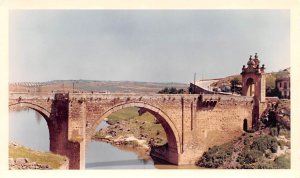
top-left (241, 53), bottom-right (266, 103)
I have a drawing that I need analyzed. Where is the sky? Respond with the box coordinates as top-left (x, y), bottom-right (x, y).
top-left (9, 10), bottom-right (290, 83)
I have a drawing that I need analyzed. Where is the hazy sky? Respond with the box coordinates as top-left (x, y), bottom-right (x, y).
top-left (9, 10), bottom-right (290, 83)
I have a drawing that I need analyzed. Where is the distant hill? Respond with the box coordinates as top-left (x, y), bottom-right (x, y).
top-left (9, 80), bottom-right (189, 94)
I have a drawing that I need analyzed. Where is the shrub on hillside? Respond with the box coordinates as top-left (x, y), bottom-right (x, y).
top-left (197, 142), bottom-right (234, 168)
top-left (251, 135), bottom-right (278, 153)
top-left (274, 154), bottom-right (290, 169)
top-left (237, 149), bottom-right (264, 165)
top-left (270, 127), bottom-right (278, 137)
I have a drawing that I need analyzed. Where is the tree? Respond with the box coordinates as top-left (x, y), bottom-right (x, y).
top-left (157, 87), bottom-right (184, 94)
top-left (169, 87), bottom-right (177, 94)
top-left (177, 88), bottom-right (184, 94)
top-left (230, 77), bottom-right (242, 93)
top-left (158, 87), bottom-right (169, 94)
top-left (266, 73), bottom-right (276, 89)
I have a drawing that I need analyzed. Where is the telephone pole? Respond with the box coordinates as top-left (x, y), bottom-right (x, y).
top-left (193, 72), bottom-right (196, 94)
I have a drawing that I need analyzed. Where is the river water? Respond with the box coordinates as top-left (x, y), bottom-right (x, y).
top-left (9, 109), bottom-right (201, 169)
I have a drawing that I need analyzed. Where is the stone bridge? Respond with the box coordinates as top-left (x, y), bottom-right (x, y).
top-left (9, 92), bottom-right (257, 169)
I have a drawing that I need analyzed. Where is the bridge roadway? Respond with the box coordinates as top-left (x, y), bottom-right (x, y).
top-left (9, 92), bottom-right (255, 169)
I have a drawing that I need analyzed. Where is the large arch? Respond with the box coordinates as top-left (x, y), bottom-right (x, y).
top-left (9, 102), bottom-right (51, 120)
top-left (87, 101), bottom-right (181, 164)
top-left (9, 101), bottom-right (52, 153)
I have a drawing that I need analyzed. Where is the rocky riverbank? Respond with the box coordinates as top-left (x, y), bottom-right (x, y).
top-left (9, 157), bottom-right (51, 170)
top-left (92, 108), bottom-right (167, 155)
top-left (9, 142), bottom-right (69, 170)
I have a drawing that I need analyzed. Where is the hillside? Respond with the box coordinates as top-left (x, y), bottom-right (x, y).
top-left (210, 68), bottom-right (289, 90)
top-left (9, 80), bottom-right (188, 94)
top-left (197, 99), bottom-right (290, 169)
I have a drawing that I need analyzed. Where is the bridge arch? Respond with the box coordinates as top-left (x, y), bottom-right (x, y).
top-left (87, 101), bottom-right (181, 164)
top-left (9, 102), bottom-right (51, 120)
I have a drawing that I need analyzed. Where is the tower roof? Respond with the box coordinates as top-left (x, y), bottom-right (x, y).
top-left (241, 53), bottom-right (265, 75)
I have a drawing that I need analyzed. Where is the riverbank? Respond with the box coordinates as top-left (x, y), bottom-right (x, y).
top-left (9, 142), bottom-right (68, 170)
top-left (92, 107), bottom-right (168, 156)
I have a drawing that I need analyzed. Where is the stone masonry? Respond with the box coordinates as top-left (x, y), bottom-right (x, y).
top-left (9, 92), bottom-right (257, 169)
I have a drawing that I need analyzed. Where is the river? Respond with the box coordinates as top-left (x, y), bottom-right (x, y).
top-left (9, 109), bottom-right (201, 169)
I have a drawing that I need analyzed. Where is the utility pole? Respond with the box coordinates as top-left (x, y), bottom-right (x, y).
top-left (193, 72), bottom-right (196, 94)
top-left (73, 82), bottom-right (75, 93)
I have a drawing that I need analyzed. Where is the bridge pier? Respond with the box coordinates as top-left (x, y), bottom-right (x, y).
top-left (46, 93), bottom-right (85, 169)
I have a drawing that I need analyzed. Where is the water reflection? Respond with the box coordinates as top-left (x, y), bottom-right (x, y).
top-left (9, 110), bottom-right (49, 152)
top-left (85, 140), bottom-right (155, 169)
top-left (9, 109), bottom-right (202, 169)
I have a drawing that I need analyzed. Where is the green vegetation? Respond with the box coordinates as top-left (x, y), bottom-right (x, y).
top-left (237, 152), bottom-right (290, 169)
top-left (157, 87), bottom-right (184, 94)
top-left (197, 141), bottom-right (234, 168)
top-left (237, 149), bottom-right (264, 165)
top-left (266, 73), bottom-right (277, 89)
top-left (251, 135), bottom-right (278, 153)
top-left (230, 77), bottom-right (242, 93)
top-left (9, 145), bottom-right (67, 169)
top-left (279, 128), bottom-right (290, 140)
top-left (274, 153), bottom-right (290, 169)
top-left (106, 107), bottom-right (140, 125)
top-left (197, 130), bottom-right (290, 169)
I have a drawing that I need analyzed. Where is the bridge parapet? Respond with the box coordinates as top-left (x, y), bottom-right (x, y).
top-left (9, 92), bottom-right (55, 100)
top-left (201, 94), bottom-right (253, 102)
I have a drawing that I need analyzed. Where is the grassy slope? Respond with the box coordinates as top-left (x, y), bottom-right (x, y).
top-left (9, 145), bottom-right (67, 169)
top-left (106, 107), bottom-right (140, 124)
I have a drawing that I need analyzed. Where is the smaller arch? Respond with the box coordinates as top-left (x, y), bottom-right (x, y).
top-left (9, 102), bottom-right (51, 120)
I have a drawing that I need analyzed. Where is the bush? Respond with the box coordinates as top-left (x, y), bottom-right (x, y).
top-left (270, 128), bottom-right (278, 137)
top-left (270, 142), bottom-right (278, 153)
top-left (244, 137), bottom-right (251, 146)
top-left (274, 154), bottom-right (290, 169)
top-left (278, 140), bottom-right (286, 150)
top-left (158, 87), bottom-right (185, 94)
top-left (197, 142), bottom-right (234, 168)
top-left (279, 128), bottom-right (290, 140)
top-left (237, 149), bottom-right (263, 165)
top-left (251, 135), bottom-right (278, 153)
